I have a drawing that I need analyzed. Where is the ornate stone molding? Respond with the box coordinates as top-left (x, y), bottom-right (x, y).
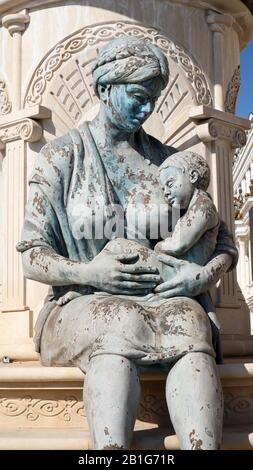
top-left (25, 21), bottom-right (212, 108)
top-left (0, 396), bottom-right (85, 422)
top-left (0, 79), bottom-right (12, 115)
top-left (225, 66), bottom-right (241, 114)
top-left (2, 9), bottom-right (30, 36)
top-left (0, 118), bottom-right (42, 148)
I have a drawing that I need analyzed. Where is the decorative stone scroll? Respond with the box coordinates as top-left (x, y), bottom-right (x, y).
top-left (25, 21), bottom-right (212, 108)
top-left (0, 396), bottom-right (85, 423)
top-left (225, 66), bottom-right (241, 114)
top-left (0, 79), bottom-right (12, 115)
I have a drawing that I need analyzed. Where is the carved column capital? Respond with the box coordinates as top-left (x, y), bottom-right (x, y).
top-left (190, 106), bottom-right (250, 149)
top-left (0, 118), bottom-right (42, 148)
top-left (206, 10), bottom-right (234, 34)
top-left (2, 9), bottom-right (30, 36)
top-left (0, 105), bottom-right (51, 149)
top-left (196, 119), bottom-right (247, 148)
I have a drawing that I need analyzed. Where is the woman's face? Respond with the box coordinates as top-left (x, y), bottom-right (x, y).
top-left (105, 76), bottom-right (163, 132)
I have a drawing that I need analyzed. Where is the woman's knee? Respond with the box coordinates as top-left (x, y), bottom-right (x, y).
top-left (160, 298), bottom-right (213, 346)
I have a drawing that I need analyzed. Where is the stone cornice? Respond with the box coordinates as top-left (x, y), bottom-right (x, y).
top-left (0, 1), bottom-right (252, 47)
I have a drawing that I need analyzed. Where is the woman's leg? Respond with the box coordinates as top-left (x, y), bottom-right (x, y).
top-left (165, 352), bottom-right (223, 450)
top-left (84, 354), bottom-right (141, 450)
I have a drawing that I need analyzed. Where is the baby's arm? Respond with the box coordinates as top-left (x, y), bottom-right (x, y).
top-left (155, 192), bottom-right (219, 257)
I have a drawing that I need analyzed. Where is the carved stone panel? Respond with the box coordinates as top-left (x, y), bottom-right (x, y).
top-left (0, 391), bottom-right (85, 428)
top-left (0, 79), bottom-right (11, 116)
top-left (225, 66), bottom-right (240, 114)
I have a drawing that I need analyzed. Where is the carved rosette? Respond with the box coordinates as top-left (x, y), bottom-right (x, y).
top-left (224, 392), bottom-right (253, 424)
top-left (225, 66), bottom-right (240, 114)
top-left (25, 21), bottom-right (212, 108)
top-left (196, 119), bottom-right (247, 148)
top-left (0, 118), bottom-right (42, 148)
top-left (0, 79), bottom-right (12, 115)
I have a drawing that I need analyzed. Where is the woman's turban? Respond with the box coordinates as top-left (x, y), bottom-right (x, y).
top-left (92, 37), bottom-right (169, 97)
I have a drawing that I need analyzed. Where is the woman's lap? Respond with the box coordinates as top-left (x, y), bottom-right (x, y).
top-left (40, 293), bottom-right (215, 371)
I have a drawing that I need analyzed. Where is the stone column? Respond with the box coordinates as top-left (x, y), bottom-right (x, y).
top-left (237, 235), bottom-right (247, 293)
top-left (0, 105), bottom-right (51, 360)
top-left (190, 106), bottom-right (250, 337)
top-left (0, 10), bottom-right (52, 361)
top-left (206, 11), bottom-right (234, 111)
top-left (2, 10), bottom-right (30, 110)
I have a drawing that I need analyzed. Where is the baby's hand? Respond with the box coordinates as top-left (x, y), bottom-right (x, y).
top-left (56, 291), bottom-right (82, 306)
top-left (154, 239), bottom-right (173, 254)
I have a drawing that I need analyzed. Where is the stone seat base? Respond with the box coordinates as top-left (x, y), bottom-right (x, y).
top-left (0, 427), bottom-right (252, 450)
top-left (0, 361), bottom-right (253, 450)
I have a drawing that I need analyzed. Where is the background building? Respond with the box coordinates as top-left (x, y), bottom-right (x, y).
top-left (234, 114), bottom-right (253, 333)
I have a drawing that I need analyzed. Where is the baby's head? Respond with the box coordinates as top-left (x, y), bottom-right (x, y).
top-left (159, 151), bottom-right (210, 210)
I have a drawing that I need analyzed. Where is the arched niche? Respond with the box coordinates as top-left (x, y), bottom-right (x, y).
top-left (24, 21), bottom-right (213, 143)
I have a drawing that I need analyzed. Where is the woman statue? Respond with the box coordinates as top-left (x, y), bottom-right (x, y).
top-left (17, 37), bottom-right (237, 450)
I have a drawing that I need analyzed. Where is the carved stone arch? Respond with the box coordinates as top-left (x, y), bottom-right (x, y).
top-left (24, 21), bottom-right (212, 142)
top-left (0, 75), bottom-right (12, 116)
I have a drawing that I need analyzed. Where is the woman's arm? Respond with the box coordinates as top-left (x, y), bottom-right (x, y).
top-left (21, 245), bottom-right (161, 295)
top-left (22, 246), bottom-right (88, 286)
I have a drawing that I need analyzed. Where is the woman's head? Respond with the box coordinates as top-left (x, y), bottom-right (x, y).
top-left (92, 37), bottom-right (169, 132)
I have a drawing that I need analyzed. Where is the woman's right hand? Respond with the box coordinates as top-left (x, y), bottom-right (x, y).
top-left (86, 250), bottom-right (161, 295)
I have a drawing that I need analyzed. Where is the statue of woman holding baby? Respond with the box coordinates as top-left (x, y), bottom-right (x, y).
top-left (17, 37), bottom-right (237, 450)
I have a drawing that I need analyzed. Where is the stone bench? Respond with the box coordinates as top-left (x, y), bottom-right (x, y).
top-left (0, 362), bottom-right (252, 449)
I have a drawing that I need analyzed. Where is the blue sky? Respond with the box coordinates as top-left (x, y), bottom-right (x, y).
top-left (236, 38), bottom-right (253, 118)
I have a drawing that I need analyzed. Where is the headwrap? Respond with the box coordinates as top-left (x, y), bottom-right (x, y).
top-left (92, 37), bottom-right (169, 97)
top-left (159, 151), bottom-right (211, 191)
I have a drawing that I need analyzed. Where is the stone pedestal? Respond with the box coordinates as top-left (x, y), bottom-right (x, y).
top-left (0, 0), bottom-right (253, 449)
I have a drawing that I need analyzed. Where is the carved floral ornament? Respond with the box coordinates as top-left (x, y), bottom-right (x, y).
top-left (24, 21), bottom-right (212, 108)
top-left (224, 392), bottom-right (253, 418)
top-left (0, 79), bottom-right (12, 115)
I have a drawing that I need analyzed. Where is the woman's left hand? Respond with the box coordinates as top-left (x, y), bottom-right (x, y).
top-left (154, 254), bottom-right (207, 298)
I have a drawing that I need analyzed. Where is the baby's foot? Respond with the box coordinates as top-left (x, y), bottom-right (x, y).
top-left (56, 291), bottom-right (82, 306)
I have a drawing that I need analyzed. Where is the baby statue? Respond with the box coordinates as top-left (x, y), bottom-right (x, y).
top-left (57, 150), bottom-right (220, 305)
